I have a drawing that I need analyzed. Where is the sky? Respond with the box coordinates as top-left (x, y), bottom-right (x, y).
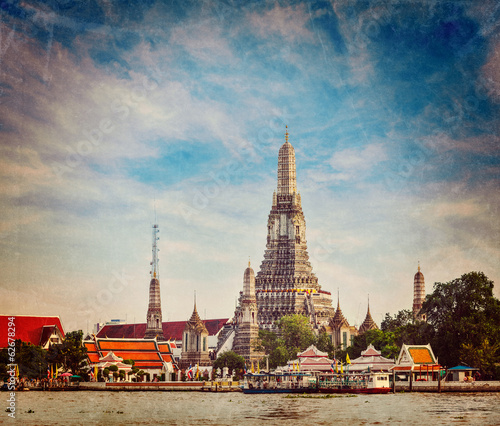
top-left (1, 0), bottom-right (499, 335)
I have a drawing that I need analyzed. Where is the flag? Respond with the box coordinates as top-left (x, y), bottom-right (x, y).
top-left (50, 364), bottom-right (54, 379)
top-left (47, 367), bottom-right (50, 378)
top-left (346, 353), bottom-right (351, 364)
top-left (330, 362), bottom-right (335, 373)
top-left (15, 364), bottom-right (19, 378)
top-left (251, 361), bottom-right (254, 373)
top-left (90, 369), bottom-right (95, 380)
top-left (297, 362), bottom-right (300, 372)
top-left (335, 359), bottom-right (338, 373)
top-left (187, 365), bottom-right (193, 380)
top-left (94, 365), bottom-right (98, 380)
top-left (257, 362), bottom-right (260, 374)
top-left (195, 364), bottom-right (199, 380)
top-left (341, 362), bottom-right (343, 374)
top-left (244, 364), bottom-right (247, 374)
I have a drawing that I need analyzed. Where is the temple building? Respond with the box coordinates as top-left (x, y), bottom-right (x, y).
top-left (144, 223), bottom-right (165, 339)
top-left (254, 127), bottom-right (335, 330)
top-left (412, 263), bottom-right (426, 322)
top-left (179, 301), bottom-right (212, 370)
top-left (323, 296), bottom-right (358, 349)
top-left (232, 262), bottom-right (264, 364)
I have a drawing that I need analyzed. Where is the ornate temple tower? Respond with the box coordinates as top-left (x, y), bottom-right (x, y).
top-left (329, 294), bottom-right (357, 349)
top-left (233, 262), bottom-right (263, 364)
top-left (358, 297), bottom-right (378, 334)
top-left (413, 263), bottom-right (426, 321)
top-left (180, 300), bottom-right (211, 369)
top-left (144, 223), bottom-right (165, 340)
top-left (255, 127), bottom-right (335, 330)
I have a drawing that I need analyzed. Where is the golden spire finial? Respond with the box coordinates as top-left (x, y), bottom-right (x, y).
top-left (248, 257), bottom-right (251, 268)
top-left (285, 125), bottom-right (289, 143)
top-left (418, 261), bottom-right (421, 272)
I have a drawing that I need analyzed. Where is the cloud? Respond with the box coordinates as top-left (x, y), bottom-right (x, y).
top-left (248, 3), bottom-right (315, 43)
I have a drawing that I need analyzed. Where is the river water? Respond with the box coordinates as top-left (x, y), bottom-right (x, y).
top-left (7, 391), bottom-right (500, 425)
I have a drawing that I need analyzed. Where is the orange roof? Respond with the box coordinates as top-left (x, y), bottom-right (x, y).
top-left (158, 343), bottom-right (173, 352)
top-left (98, 340), bottom-right (157, 351)
top-left (408, 348), bottom-right (434, 364)
top-left (112, 352), bottom-right (162, 361)
top-left (134, 361), bottom-right (165, 368)
top-left (84, 342), bottom-right (100, 363)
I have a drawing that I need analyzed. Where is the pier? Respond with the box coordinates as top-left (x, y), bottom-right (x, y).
top-left (79, 381), bottom-right (242, 392)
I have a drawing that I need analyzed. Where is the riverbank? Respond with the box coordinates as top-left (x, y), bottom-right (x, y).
top-left (79, 381), bottom-right (242, 392)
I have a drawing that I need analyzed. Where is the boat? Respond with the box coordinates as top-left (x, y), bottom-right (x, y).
top-left (241, 372), bottom-right (317, 394)
top-left (317, 372), bottom-right (391, 394)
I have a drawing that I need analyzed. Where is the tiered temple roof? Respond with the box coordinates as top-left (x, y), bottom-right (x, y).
top-left (349, 344), bottom-right (395, 372)
top-left (358, 300), bottom-right (378, 334)
top-left (84, 338), bottom-right (177, 371)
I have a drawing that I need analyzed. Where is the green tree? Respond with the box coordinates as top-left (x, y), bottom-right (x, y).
top-left (277, 314), bottom-right (316, 357)
top-left (212, 351), bottom-right (245, 378)
top-left (47, 330), bottom-right (88, 375)
top-left (350, 329), bottom-right (399, 360)
top-left (461, 339), bottom-right (500, 378)
top-left (422, 271), bottom-right (500, 373)
top-left (381, 309), bottom-right (413, 332)
top-left (316, 332), bottom-right (335, 358)
top-left (254, 329), bottom-right (288, 368)
top-left (254, 315), bottom-right (317, 368)
top-left (6, 340), bottom-right (48, 379)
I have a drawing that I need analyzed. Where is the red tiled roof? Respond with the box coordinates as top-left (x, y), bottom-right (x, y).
top-left (96, 319), bottom-right (228, 340)
top-left (0, 315), bottom-right (65, 348)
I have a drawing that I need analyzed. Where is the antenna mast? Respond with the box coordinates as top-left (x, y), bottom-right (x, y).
top-left (151, 221), bottom-right (160, 279)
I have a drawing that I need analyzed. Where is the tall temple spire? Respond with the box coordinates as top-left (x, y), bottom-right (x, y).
top-left (255, 126), bottom-right (334, 330)
top-left (277, 125), bottom-right (297, 195)
top-left (144, 221), bottom-right (165, 340)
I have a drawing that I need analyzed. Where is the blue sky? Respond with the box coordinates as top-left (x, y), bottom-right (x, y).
top-left (1, 0), bottom-right (499, 334)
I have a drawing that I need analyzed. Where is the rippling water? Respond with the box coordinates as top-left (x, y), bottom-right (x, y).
top-left (8, 391), bottom-right (500, 425)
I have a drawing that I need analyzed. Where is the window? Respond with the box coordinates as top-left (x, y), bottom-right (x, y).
top-left (343, 332), bottom-right (347, 349)
top-left (203, 337), bottom-right (206, 352)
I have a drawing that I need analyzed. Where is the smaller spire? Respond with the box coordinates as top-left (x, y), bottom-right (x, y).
top-left (285, 125), bottom-right (289, 144)
top-left (367, 294), bottom-right (370, 314)
top-left (418, 261), bottom-right (421, 272)
top-left (248, 257), bottom-right (251, 268)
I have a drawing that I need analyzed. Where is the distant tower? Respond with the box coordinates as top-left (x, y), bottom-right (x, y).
top-left (144, 223), bottom-right (165, 339)
top-left (233, 261), bottom-right (263, 364)
top-left (255, 126), bottom-right (334, 330)
top-left (358, 296), bottom-right (378, 334)
top-left (413, 263), bottom-right (426, 322)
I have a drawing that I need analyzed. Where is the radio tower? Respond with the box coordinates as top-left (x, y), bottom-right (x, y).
top-left (144, 217), bottom-right (165, 340)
